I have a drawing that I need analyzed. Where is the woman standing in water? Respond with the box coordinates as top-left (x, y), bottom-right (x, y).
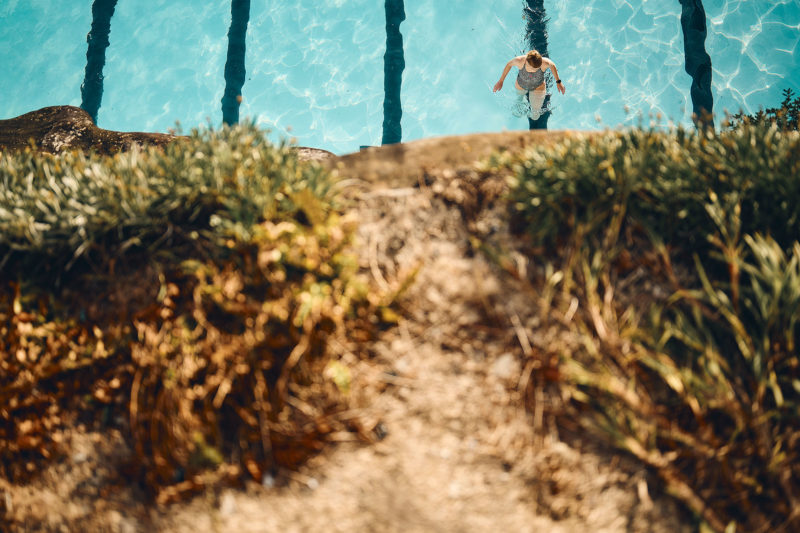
top-left (493, 50), bottom-right (565, 119)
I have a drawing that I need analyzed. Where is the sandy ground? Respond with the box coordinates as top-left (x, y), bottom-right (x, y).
top-left (1, 132), bottom-right (693, 532)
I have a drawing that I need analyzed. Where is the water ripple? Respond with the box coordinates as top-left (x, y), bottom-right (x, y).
top-left (1, 0), bottom-right (798, 154)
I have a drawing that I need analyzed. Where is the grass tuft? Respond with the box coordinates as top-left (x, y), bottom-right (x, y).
top-left (496, 123), bottom-right (800, 532)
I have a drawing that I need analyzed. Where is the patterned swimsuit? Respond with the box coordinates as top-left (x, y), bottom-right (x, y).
top-left (516, 64), bottom-right (545, 91)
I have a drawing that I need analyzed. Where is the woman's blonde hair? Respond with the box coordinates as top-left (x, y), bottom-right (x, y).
top-left (526, 50), bottom-right (543, 68)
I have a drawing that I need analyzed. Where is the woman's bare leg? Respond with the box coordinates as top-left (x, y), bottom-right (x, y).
top-left (528, 87), bottom-right (546, 120)
top-left (513, 88), bottom-right (530, 117)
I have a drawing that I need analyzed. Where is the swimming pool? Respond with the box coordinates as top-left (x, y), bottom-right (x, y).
top-left (1, 1), bottom-right (798, 154)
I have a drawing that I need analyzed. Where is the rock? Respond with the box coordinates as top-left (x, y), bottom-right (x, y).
top-left (332, 129), bottom-right (590, 188)
top-left (0, 106), bottom-right (337, 162)
top-left (294, 146), bottom-right (336, 162)
top-left (0, 106), bottom-right (175, 155)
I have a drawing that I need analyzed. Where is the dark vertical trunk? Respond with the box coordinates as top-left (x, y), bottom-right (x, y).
top-left (679, 0), bottom-right (714, 128)
top-left (524, 0), bottom-right (551, 130)
top-left (80, 0), bottom-right (118, 125)
top-left (222, 0), bottom-right (251, 126)
top-left (382, 0), bottom-right (405, 145)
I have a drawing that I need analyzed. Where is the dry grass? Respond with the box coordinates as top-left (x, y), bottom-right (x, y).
top-left (0, 125), bottom-right (388, 502)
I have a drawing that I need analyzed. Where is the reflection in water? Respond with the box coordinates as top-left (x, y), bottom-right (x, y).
top-left (80, 0), bottom-right (118, 125)
top-left (524, 0), bottom-right (551, 130)
top-left (222, 0), bottom-right (251, 126)
top-left (382, 0), bottom-right (405, 145)
top-left (679, 0), bottom-right (714, 128)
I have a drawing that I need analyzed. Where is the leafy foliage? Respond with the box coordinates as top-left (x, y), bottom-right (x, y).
top-left (499, 124), bottom-right (800, 532)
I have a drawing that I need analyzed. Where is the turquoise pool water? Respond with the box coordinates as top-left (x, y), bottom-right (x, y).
top-left (1, 1), bottom-right (798, 154)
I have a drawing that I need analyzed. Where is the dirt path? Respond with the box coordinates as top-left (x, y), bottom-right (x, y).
top-left (2, 133), bottom-right (692, 532)
top-left (156, 168), bottom-right (689, 532)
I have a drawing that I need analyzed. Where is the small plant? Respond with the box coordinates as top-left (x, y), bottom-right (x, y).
top-left (728, 88), bottom-right (800, 132)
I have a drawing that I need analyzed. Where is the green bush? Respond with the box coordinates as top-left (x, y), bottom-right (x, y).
top-left (500, 124), bottom-right (800, 531)
top-left (507, 125), bottom-right (800, 257)
top-left (0, 124), bottom-right (333, 280)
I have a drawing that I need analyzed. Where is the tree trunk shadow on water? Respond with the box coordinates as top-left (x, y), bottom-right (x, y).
top-left (523, 1), bottom-right (551, 130)
top-left (222, 0), bottom-right (251, 126)
top-left (382, 0), bottom-right (405, 145)
top-left (80, 0), bottom-right (118, 125)
top-left (679, 0), bottom-right (714, 129)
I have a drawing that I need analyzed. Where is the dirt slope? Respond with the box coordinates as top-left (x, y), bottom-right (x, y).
top-left (1, 132), bottom-right (693, 532)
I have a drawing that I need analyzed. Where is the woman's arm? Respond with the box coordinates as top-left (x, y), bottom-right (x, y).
top-left (493, 57), bottom-right (522, 92)
top-left (546, 58), bottom-right (566, 94)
